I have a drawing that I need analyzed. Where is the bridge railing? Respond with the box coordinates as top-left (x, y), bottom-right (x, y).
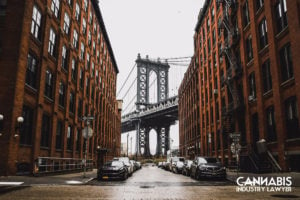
top-left (121, 96), bottom-right (178, 123)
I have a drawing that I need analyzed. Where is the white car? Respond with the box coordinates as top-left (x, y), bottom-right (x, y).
top-left (113, 157), bottom-right (134, 176)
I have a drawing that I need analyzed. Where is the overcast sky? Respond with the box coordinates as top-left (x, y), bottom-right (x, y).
top-left (98, 0), bottom-right (205, 154)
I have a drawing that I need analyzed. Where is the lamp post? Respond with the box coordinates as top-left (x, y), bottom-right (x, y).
top-left (81, 116), bottom-right (94, 178)
top-left (127, 133), bottom-right (129, 157)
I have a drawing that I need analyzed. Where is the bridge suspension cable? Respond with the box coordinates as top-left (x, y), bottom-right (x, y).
top-left (117, 63), bottom-right (136, 97)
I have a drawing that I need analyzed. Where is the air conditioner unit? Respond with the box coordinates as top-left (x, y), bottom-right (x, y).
top-left (248, 95), bottom-right (255, 102)
top-left (213, 89), bottom-right (218, 95)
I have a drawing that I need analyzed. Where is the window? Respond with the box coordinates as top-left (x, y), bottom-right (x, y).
top-left (45, 70), bottom-right (53, 99)
top-left (256, 0), bottom-right (264, 11)
top-left (69, 92), bottom-right (75, 113)
top-left (80, 42), bottom-right (85, 60)
top-left (76, 129), bottom-right (81, 152)
top-left (61, 45), bottom-right (68, 71)
top-left (75, 2), bottom-right (80, 21)
top-left (71, 58), bottom-right (77, 80)
top-left (91, 62), bottom-right (94, 77)
top-left (243, 1), bottom-right (250, 27)
top-left (20, 105), bottom-right (33, 145)
top-left (88, 30), bottom-right (91, 46)
top-left (72, 29), bottom-right (78, 49)
top-left (259, 18), bottom-right (268, 49)
top-left (262, 60), bottom-right (272, 93)
top-left (248, 72), bottom-right (256, 99)
top-left (86, 53), bottom-right (90, 69)
top-left (56, 121), bottom-right (63, 149)
top-left (51, 0), bottom-right (60, 18)
top-left (67, 125), bottom-right (72, 150)
top-left (67, 0), bottom-right (72, 7)
top-left (31, 5), bottom-right (42, 40)
top-left (26, 53), bottom-right (38, 88)
top-left (41, 114), bottom-right (51, 148)
top-left (93, 23), bottom-right (97, 34)
top-left (93, 41), bottom-right (96, 55)
top-left (207, 18), bottom-right (210, 30)
top-left (84, 0), bottom-right (88, 12)
top-left (48, 28), bottom-right (56, 56)
top-left (82, 18), bottom-right (87, 34)
top-left (285, 96), bottom-right (299, 139)
top-left (78, 98), bottom-right (83, 118)
top-left (275, 0), bottom-right (288, 33)
top-left (63, 12), bottom-right (70, 35)
top-left (246, 35), bottom-right (253, 62)
top-left (79, 68), bottom-right (84, 88)
top-left (279, 43), bottom-right (293, 82)
top-left (266, 106), bottom-right (277, 141)
top-left (0, 0), bottom-right (7, 16)
top-left (89, 11), bottom-right (93, 24)
top-left (59, 81), bottom-right (65, 107)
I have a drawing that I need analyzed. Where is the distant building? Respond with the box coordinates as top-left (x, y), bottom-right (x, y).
top-left (0, 0), bottom-right (121, 175)
top-left (179, 0), bottom-right (300, 172)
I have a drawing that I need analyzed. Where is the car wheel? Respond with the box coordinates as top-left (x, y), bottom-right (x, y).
top-left (122, 172), bottom-right (128, 180)
top-left (196, 170), bottom-right (201, 180)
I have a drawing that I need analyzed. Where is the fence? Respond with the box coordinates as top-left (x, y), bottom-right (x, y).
top-left (35, 157), bottom-right (93, 174)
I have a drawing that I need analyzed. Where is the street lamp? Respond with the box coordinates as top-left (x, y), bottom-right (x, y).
top-left (81, 116), bottom-right (94, 178)
top-left (15, 116), bottom-right (24, 137)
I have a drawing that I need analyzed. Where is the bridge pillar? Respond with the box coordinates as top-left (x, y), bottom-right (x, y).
top-left (156, 127), bottom-right (162, 157)
top-left (164, 125), bottom-right (170, 155)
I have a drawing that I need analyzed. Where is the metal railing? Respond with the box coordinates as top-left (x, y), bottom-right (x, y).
top-left (34, 157), bottom-right (93, 174)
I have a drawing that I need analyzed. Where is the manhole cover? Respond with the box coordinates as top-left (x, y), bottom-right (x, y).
top-left (271, 194), bottom-right (299, 199)
top-left (140, 185), bottom-right (155, 189)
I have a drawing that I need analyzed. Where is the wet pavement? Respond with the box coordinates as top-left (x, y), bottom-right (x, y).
top-left (0, 165), bottom-right (300, 199)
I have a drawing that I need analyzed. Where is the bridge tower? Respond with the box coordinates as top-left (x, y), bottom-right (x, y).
top-left (135, 54), bottom-right (171, 157)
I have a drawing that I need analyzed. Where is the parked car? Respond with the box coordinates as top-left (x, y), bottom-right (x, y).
top-left (130, 160), bottom-right (138, 171)
top-left (170, 157), bottom-right (185, 173)
top-left (97, 161), bottom-right (129, 180)
top-left (182, 160), bottom-right (193, 176)
top-left (165, 161), bottom-right (171, 171)
top-left (190, 157), bottom-right (226, 179)
top-left (136, 161), bottom-right (142, 169)
top-left (113, 157), bottom-right (134, 176)
top-left (157, 162), bottom-right (163, 168)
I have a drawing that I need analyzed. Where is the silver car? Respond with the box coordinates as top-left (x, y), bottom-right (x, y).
top-left (113, 157), bottom-right (134, 176)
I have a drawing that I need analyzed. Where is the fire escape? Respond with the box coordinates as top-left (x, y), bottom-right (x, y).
top-left (218, 0), bottom-right (281, 173)
top-left (218, 0), bottom-right (242, 142)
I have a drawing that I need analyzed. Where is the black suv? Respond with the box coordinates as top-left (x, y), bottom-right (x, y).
top-left (190, 157), bottom-right (226, 179)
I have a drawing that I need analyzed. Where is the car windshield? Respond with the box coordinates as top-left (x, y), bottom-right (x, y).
top-left (205, 158), bottom-right (218, 163)
top-left (172, 157), bottom-right (184, 162)
top-left (104, 161), bottom-right (123, 167)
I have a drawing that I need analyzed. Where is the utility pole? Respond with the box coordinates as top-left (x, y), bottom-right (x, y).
top-left (130, 137), bottom-right (132, 157)
top-left (81, 116), bottom-right (94, 178)
top-left (127, 133), bottom-right (129, 157)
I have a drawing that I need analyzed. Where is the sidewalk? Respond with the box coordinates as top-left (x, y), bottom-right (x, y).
top-left (0, 169), bottom-right (97, 186)
top-left (226, 170), bottom-right (300, 187)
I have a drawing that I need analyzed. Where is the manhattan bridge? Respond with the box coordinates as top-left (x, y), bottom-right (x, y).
top-left (118, 54), bottom-right (190, 157)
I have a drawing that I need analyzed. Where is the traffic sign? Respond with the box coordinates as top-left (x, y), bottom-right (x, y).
top-left (230, 132), bottom-right (241, 138)
top-left (82, 127), bottom-right (93, 139)
top-left (230, 143), bottom-right (241, 154)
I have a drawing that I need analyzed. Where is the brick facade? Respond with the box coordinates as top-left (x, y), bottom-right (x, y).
top-left (179, 0), bottom-right (300, 172)
top-left (0, 0), bottom-right (121, 175)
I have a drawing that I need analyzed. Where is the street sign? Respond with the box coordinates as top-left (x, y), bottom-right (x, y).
top-left (229, 132), bottom-right (241, 138)
top-left (82, 127), bottom-right (93, 139)
top-left (230, 143), bottom-right (241, 154)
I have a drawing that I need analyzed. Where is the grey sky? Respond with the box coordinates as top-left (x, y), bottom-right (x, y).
top-left (98, 0), bottom-right (205, 154)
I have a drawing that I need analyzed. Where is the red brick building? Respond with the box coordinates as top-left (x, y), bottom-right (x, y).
top-left (0, 0), bottom-right (121, 175)
top-left (179, 0), bottom-right (300, 172)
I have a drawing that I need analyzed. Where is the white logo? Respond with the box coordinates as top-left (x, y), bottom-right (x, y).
top-left (236, 177), bottom-right (292, 193)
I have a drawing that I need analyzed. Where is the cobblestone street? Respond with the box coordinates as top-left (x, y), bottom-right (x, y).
top-left (1, 165), bottom-right (300, 200)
